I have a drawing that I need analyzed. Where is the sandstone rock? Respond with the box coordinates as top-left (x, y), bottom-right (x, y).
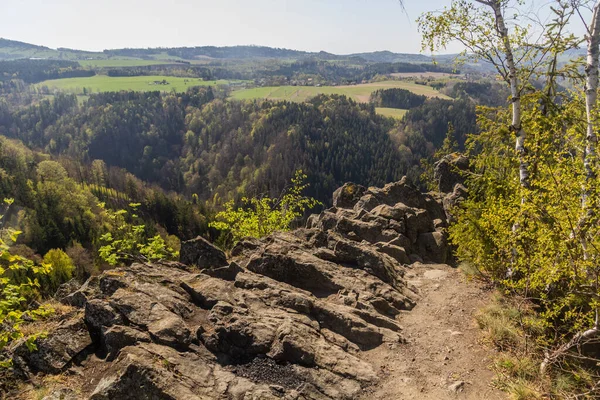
top-left (147, 313), bottom-right (191, 349)
top-left (434, 153), bottom-right (469, 193)
top-left (333, 182), bottom-right (367, 209)
top-left (13, 318), bottom-right (92, 374)
top-left (59, 276), bottom-right (100, 308)
top-left (353, 193), bottom-right (381, 212)
top-left (181, 274), bottom-right (236, 308)
top-left (373, 177), bottom-right (428, 209)
top-left (85, 299), bottom-right (123, 330)
top-left (406, 209), bottom-right (434, 244)
top-left (202, 261), bottom-right (243, 281)
top-left (59, 290), bottom-right (88, 308)
top-left (179, 236), bottom-right (228, 268)
top-left (246, 251), bottom-right (342, 296)
top-left (375, 242), bottom-right (411, 265)
top-left (418, 232), bottom-right (448, 264)
top-left (387, 234), bottom-right (413, 250)
top-left (104, 325), bottom-right (151, 360)
top-left (444, 183), bottom-right (468, 223)
top-left (54, 279), bottom-right (81, 300)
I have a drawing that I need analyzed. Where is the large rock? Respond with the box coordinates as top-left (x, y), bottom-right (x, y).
top-left (333, 182), bottom-right (367, 209)
top-left (443, 183), bottom-right (468, 223)
top-left (434, 153), bottom-right (469, 193)
top-left (179, 236), bottom-right (228, 268)
top-left (12, 317), bottom-right (92, 374)
top-left (418, 231), bottom-right (449, 264)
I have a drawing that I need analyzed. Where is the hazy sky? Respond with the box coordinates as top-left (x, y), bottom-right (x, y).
top-left (2, 0), bottom-right (457, 54)
top-left (1, 0), bottom-right (590, 54)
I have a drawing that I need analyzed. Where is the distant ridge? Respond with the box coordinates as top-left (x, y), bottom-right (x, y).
top-left (0, 38), bottom-right (51, 51)
top-left (0, 38), bottom-right (446, 64)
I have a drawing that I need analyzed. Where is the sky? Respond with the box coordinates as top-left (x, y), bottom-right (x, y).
top-left (1, 0), bottom-right (457, 54)
top-left (1, 0), bottom-right (591, 55)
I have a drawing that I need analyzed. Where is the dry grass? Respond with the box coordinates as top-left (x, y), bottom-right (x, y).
top-left (19, 300), bottom-right (76, 337)
top-left (476, 297), bottom-right (523, 351)
top-left (14, 373), bottom-right (80, 400)
top-left (475, 294), bottom-right (600, 399)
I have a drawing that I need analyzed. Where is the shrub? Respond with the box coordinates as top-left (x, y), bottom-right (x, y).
top-left (41, 249), bottom-right (74, 295)
top-left (209, 170), bottom-right (321, 246)
top-left (0, 199), bottom-right (53, 366)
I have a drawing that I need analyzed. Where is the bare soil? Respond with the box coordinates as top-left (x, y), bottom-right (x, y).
top-left (360, 262), bottom-right (506, 400)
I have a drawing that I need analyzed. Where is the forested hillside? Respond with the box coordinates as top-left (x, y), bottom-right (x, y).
top-left (2, 87), bottom-right (470, 205)
top-left (0, 80), bottom-right (478, 294)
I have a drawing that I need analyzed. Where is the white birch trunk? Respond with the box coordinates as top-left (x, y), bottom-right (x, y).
top-left (541, 1), bottom-right (600, 376)
top-left (488, 0), bottom-right (527, 189)
top-left (582, 2), bottom-right (600, 220)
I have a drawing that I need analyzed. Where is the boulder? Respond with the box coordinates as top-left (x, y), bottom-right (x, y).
top-left (85, 299), bottom-right (123, 330)
top-left (375, 242), bottom-right (411, 265)
top-left (418, 231), bottom-right (448, 264)
top-left (104, 325), bottom-right (151, 360)
top-left (333, 182), bottom-right (367, 209)
top-left (179, 236), bottom-right (228, 268)
top-left (434, 153), bottom-right (469, 193)
top-left (12, 318), bottom-right (92, 374)
top-left (443, 183), bottom-right (468, 223)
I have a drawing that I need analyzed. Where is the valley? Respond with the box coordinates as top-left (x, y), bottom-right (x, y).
top-left (2, 0), bottom-right (599, 397)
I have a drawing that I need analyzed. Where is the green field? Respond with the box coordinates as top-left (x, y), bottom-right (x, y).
top-left (78, 59), bottom-right (177, 67)
top-left (36, 75), bottom-right (236, 94)
top-left (231, 81), bottom-right (451, 103)
top-left (375, 108), bottom-right (408, 119)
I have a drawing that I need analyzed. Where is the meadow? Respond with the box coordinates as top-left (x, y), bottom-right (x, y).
top-left (375, 107), bottom-right (408, 119)
top-left (36, 75), bottom-right (235, 94)
top-left (230, 80), bottom-right (451, 103)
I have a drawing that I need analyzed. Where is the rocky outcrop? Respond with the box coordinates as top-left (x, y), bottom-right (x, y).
top-left (8, 177), bottom-right (452, 399)
top-left (434, 153), bottom-right (470, 224)
top-left (433, 153), bottom-right (469, 193)
top-left (179, 236), bottom-right (228, 268)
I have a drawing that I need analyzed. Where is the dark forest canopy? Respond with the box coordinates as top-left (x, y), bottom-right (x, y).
top-left (0, 59), bottom-right (94, 83)
top-left (370, 88), bottom-right (428, 109)
top-left (1, 87), bottom-right (474, 206)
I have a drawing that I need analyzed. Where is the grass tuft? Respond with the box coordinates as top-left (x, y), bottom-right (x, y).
top-left (476, 299), bottom-right (522, 350)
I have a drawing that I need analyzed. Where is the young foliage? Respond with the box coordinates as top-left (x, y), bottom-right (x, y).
top-left (421, 1), bottom-right (600, 394)
top-left (0, 199), bottom-right (53, 366)
top-left (209, 170), bottom-right (321, 245)
top-left (40, 249), bottom-right (74, 295)
top-left (98, 203), bottom-right (178, 266)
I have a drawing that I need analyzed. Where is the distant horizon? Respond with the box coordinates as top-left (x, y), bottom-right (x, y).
top-left (1, 36), bottom-right (459, 57)
top-left (1, 0), bottom-right (462, 55)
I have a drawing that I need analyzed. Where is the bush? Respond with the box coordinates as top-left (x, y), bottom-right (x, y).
top-left (98, 203), bottom-right (178, 266)
top-left (41, 249), bottom-right (74, 295)
top-left (0, 199), bottom-right (53, 366)
top-left (209, 170), bottom-right (321, 247)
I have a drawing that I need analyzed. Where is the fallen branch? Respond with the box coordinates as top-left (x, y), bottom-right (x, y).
top-left (540, 326), bottom-right (599, 375)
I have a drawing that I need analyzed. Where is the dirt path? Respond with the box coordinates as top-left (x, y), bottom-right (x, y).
top-left (360, 263), bottom-right (506, 400)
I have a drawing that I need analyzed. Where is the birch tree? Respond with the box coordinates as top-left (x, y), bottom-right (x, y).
top-left (539, 0), bottom-right (600, 375)
top-left (419, 0), bottom-right (531, 191)
top-left (579, 1), bottom-right (600, 254)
